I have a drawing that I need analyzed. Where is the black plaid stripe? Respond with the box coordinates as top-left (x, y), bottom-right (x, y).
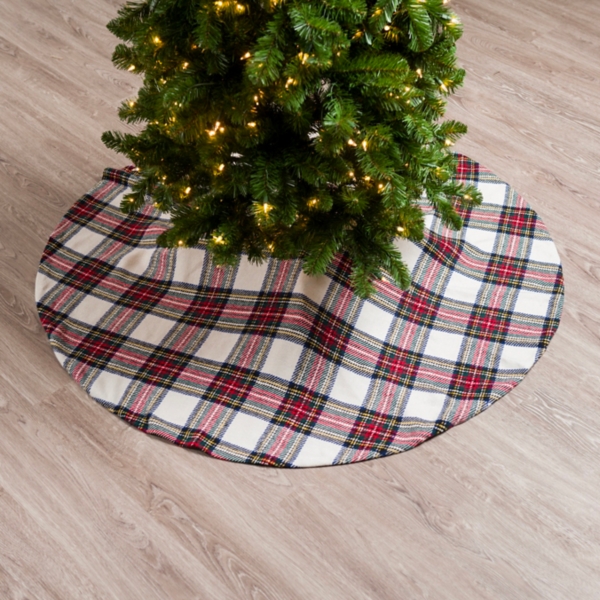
top-left (496, 204), bottom-right (538, 238)
top-left (482, 253), bottom-right (531, 289)
top-left (269, 382), bottom-right (331, 437)
top-left (465, 304), bottom-right (513, 343)
top-left (63, 194), bottom-right (107, 231)
top-left (59, 255), bottom-right (117, 298)
top-left (304, 306), bottom-right (355, 368)
top-left (454, 154), bottom-right (481, 184)
top-left (393, 282), bottom-right (444, 329)
top-left (343, 407), bottom-right (401, 452)
top-left (445, 361), bottom-right (500, 403)
top-left (69, 326), bottom-right (131, 372)
top-left (102, 167), bottom-right (140, 187)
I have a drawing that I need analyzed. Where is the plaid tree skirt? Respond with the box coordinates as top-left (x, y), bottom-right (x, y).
top-left (36, 156), bottom-right (564, 467)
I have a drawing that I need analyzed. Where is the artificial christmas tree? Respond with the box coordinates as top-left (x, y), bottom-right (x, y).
top-left (103, 0), bottom-right (482, 297)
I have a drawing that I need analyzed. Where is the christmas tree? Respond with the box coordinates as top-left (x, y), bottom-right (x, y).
top-left (103, 0), bottom-right (482, 298)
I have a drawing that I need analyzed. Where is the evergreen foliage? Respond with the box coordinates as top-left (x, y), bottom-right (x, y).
top-left (103, 0), bottom-right (482, 297)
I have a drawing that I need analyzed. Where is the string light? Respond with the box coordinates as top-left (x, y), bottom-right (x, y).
top-left (207, 121), bottom-right (222, 137)
top-left (184, 187), bottom-right (191, 195)
top-left (128, 65), bottom-right (136, 71)
top-left (364, 176), bottom-right (371, 182)
top-left (178, 240), bottom-right (184, 245)
top-left (348, 171), bottom-right (355, 178)
top-left (128, 100), bottom-right (136, 107)
top-left (247, 122), bottom-right (256, 128)
top-left (182, 62), bottom-right (189, 69)
top-left (263, 203), bottom-right (273, 214)
top-left (444, 138), bottom-right (454, 146)
top-left (236, 3), bottom-right (245, 12)
top-left (213, 234), bottom-right (225, 244)
top-left (347, 139), bottom-right (357, 146)
top-left (397, 226), bottom-right (405, 233)
top-left (218, 163), bottom-right (225, 171)
top-left (308, 198), bottom-right (318, 207)
top-left (242, 51), bottom-right (251, 59)
top-left (440, 82), bottom-right (448, 92)
top-left (153, 36), bottom-right (162, 45)
top-left (383, 25), bottom-right (390, 31)
top-left (361, 140), bottom-right (368, 151)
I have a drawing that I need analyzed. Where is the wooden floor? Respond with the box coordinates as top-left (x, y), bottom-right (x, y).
top-left (1, 0), bottom-right (599, 597)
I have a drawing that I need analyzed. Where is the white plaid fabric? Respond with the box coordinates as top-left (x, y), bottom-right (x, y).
top-left (36, 157), bottom-right (564, 467)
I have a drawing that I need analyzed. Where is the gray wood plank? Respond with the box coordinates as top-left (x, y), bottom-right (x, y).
top-left (1, 0), bottom-right (599, 598)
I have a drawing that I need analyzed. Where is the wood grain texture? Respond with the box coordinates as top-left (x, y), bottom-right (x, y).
top-left (1, 0), bottom-right (599, 597)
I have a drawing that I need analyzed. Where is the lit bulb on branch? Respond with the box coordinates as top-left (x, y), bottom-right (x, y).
top-left (207, 121), bottom-right (222, 137)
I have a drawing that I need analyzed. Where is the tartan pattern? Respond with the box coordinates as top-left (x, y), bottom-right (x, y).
top-left (35, 155), bottom-right (564, 467)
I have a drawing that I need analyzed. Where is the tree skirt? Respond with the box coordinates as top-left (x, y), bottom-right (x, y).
top-left (36, 156), bottom-right (564, 467)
